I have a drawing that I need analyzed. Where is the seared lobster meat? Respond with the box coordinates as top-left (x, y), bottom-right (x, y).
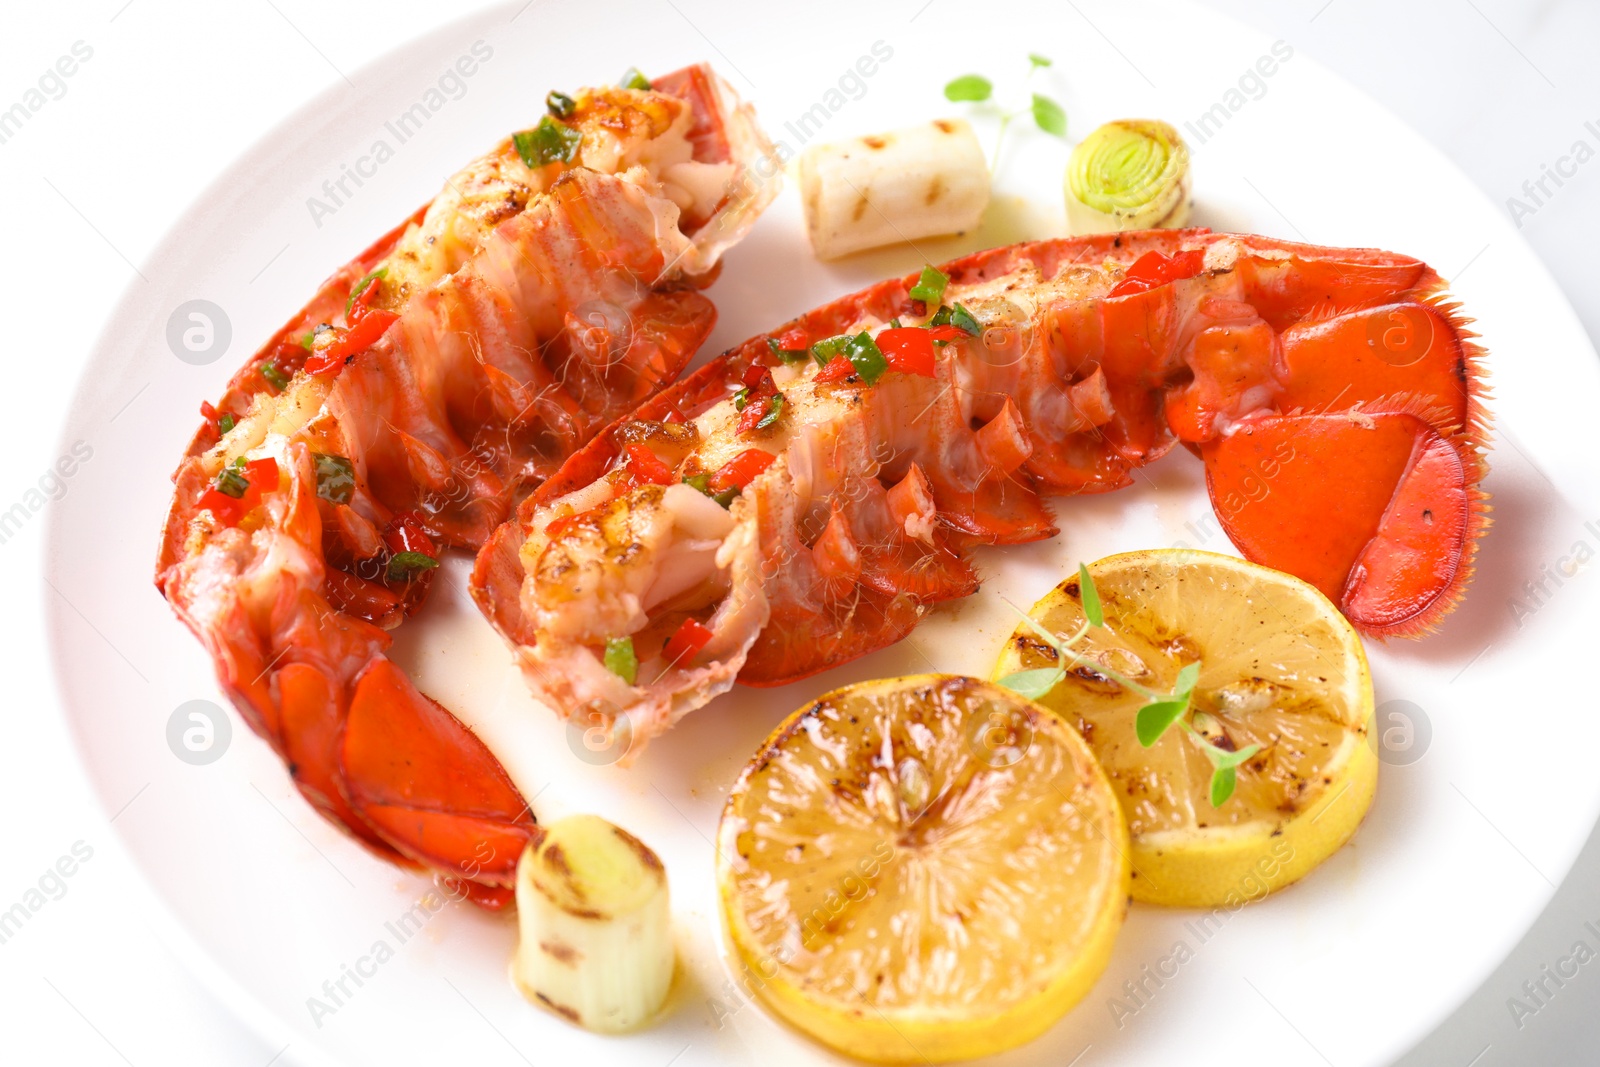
top-left (156, 65), bottom-right (779, 901)
top-left (476, 230), bottom-right (1487, 759)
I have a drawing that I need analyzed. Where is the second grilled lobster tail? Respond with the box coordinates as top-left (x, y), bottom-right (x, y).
top-left (477, 230), bottom-right (1488, 759)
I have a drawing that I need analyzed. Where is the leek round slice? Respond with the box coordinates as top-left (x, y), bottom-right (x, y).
top-left (1065, 119), bottom-right (1191, 234)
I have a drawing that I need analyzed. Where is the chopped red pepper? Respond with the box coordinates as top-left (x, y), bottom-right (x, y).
top-left (1107, 249), bottom-right (1206, 298)
top-left (814, 355), bottom-right (856, 383)
top-left (624, 444), bottom-right (677, 486)
top-left (198, 457), bottom-right (280, 526)
top-left (383, 511), bottom-right (437, 559)
top-left (543, 506), bottom-right (594, 539)
top-left (662, 618), bottom-right (714, 666)
top-left (709, 448), bottom-right (776, 493)
top-left (738, 394), bottom-right (785, 433)
top-left (926, 325), bottom-right (969, 343)
top-left (736, 366), bottom-right (784, 434)
top-left (875, 327), bottom-right (937, 378)
top-left (271, 337), bottom-right (309, 374)
top-left (303, 309), bottom-right (400, 375)
top-left (200, 400), bottom-right (217, 422)
top-left (776, 327), bottom-right (809, 351)
top-left (348, 274), bottom-right (383, 319)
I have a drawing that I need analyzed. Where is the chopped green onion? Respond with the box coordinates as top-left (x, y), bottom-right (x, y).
top-left (888, 317), bottom-right (903, 329)
top-left (809, 334), bottom-right (852, 368)
top-left (733, 387), bottom-right (750, 411)
top-left (386, 551), bottom-right (439, 583)
top-left (687, 472), bottom-right (739, 507)
top-left (618, 67), bottom-right (651, 91)
top-left (513, 116), bottom-right (583, 168)
top-left (843, 332), bottom-right (888, 385)
top-left (948, 303), bottom-right (982, 337)
top-left (546, 90), bottom-right (577, 118)
top-left (344, 268), bottom-right (387, 318)
top-left (604, 635), bottom-right (639, 684)
top-left (232, 455), bottom-right (247, 469)
top-left (909, 266), bottom-right (949, 307)
top-left (215, 467), bottom-right (250, 499)
top-left (312, 453), bottom-right (355, 504)
top-left (765, 337), bottom-right (811, 364)
top-left (217, 413), bottom-right (236, 434)
top-left (260, 362), bottom-right (290, 392)
top-left (756, 392), bottom-right (786, 430)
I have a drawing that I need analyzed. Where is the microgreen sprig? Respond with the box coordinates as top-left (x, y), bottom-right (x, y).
top-left (996, 563), bottom-right (1252, 807)
top-left (944, 53), bottom-right (1066, 174)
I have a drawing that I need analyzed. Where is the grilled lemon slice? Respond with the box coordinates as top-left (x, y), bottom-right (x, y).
top-left (716, 674), bottom-right (1128, 1064)
top-left (993, 549), bottom-right (1377, 908)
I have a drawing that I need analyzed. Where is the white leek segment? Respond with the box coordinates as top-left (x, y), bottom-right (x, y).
top-left (1064, 119), bottom-right (1191, 235)
top-left (512, 815), bottom-right (674, 1032)
top-left (799, 119), bottom-right (990, 259)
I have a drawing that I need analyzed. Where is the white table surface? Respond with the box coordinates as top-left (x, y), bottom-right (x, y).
top-left (3, 1), bottom-right (1593, 1063)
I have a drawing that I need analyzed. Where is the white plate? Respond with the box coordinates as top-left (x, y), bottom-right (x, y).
top-left (46, 1), bottom-right (1600, 1064)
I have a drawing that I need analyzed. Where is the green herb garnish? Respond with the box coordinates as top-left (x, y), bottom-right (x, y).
top-left (943, 74), bottom-right (992, 102)
top-left (1031, 93), bottom-right (1067, 137)
top-left (513, 116), bottom-right (582, 168)
top-left (683, 473), bottom-right (712, 495)
top-left (618, 67), bottom-right (651, 91)
top-left (604, 635), bottom-right (639, 684)
top-left (843, 332), bottom-right (888, 385)
top-left (546, 90), bottom-right (577, 119)
top-left (1185, 713), bottom-right (1261, 807)
top-left (732, 387), bottom-right (750, 412)
top-left (385, 551), bottom-right (439, 583)
top-left (711, 487), bottom-right (739, 508)
top-left (312, 453), bottom-right (355, 504)
top-left (217, 413), bottom-right (235, 434)
top-left (260, 362), bottom-right (290, 392)
top-left (996, 565), bottom-right (1239, 807)
top-left (909, 265), bottom-right (949, 307)
top-left (1077, 561), bottom-right (1102, 625)
top-left (943, 54), bottom-right (1067, 173)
